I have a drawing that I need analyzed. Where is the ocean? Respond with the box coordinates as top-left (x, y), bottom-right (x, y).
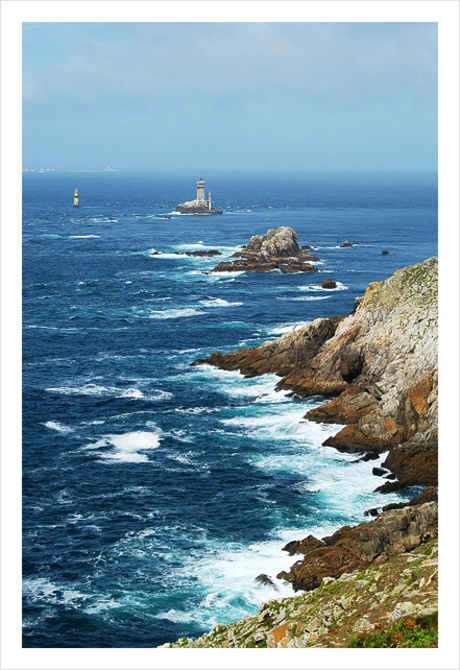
top-left (22, 170), bottom-right (438, 647)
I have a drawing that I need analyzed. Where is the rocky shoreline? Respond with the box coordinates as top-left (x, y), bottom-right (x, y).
top-left (164, 239), bottom-right (438, 648)
top-left (160, 533), bottom-right (438, 648)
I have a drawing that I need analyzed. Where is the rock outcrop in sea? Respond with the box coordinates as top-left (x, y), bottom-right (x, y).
top-left (194, 256), bottom-right (438, 491)
top-left (210, 226), bottom-right (320, 273)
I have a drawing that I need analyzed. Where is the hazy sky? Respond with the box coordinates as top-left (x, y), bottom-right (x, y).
top-left (22, 22), bottom-right (438, 171)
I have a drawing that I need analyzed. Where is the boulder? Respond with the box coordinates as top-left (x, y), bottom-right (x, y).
top-left (254, 574), bottom-right (276, 587)
top-left (320, 279), bottom-right (337, 289)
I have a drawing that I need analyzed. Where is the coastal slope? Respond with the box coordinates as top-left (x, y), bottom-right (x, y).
top-left (159, 525), bottom-right (438, 648)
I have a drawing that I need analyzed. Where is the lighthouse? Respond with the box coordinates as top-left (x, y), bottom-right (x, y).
top-left (175, 179), bottom-right (222, 214)
top-left (73, 188), bottom-right (79, 208)
top-left (196, 179), bottom-right (206, 203)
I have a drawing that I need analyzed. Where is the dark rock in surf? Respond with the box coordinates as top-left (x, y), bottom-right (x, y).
top-left (320, 279), bottom-right (337, 289)
top-left (255, 574), bottom-right (277, 588)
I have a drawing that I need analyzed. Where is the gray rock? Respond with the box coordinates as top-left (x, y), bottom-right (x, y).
top-left (389, 601), bottom-right (418, 621)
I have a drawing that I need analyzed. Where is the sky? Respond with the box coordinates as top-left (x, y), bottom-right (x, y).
top-left (22, 22), bottom-right (438, 171)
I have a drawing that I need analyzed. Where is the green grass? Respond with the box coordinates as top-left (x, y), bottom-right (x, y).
top-left (348, 613), bottom-right (437, 648)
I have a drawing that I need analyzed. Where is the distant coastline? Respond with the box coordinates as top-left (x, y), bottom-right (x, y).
top-left (22, 168), bottom-right (120, 173)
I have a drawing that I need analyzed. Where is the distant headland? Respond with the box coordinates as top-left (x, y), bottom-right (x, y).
top-left (175, 179), bottom-right (223, 215)
top-left (22, 167), bottom-right (119, 173)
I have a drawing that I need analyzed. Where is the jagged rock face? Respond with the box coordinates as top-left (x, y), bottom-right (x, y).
top-left (211, 227), bottom-right (319, 273)
top-left (280, 257), bottom-right (438, 485)
top-left (191, 316), bottom-right (342, 378)
top-left (277, 502), bottom-right (438, 592)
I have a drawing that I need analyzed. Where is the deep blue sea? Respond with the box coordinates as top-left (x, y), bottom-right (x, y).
top-left (22, 170), bottom-right (437, 647)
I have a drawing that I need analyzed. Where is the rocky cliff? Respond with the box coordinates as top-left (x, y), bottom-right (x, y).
top-left (194, 257), bottom-right (438, 490)
top-left (211, 226), bottom-right (320, 273)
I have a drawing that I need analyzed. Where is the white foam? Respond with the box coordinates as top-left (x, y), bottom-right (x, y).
top-left (149, 252), bottom-right (196, 260)
top-left (83, 599), bottom-right (122, 615)
top-left (175, 407), bottom-right (218, 415)
top-left (22, 578), bottom-right (90, 605)
top-left (199, 298), bottom-right (243, 308)
top-left (206, 270), bottom-right (246, 279)
top-left (150, 389), bottom-right (174, 401)
top-left (84, 430), bottom-right (161, 463)
top-left (46, 384), bottom-right (145, 399)
top-left (68, 235), bottom-right (101, 239)
top-left (276, 295), bottom-right (332, 301)
top-left (147, 307), bottom-right (202, 319)
top-left (298, 281), bottom-right (348, 292)
top-left (43, 421), bottom-right (73, 433)
top-left (266, 321), bottom-right (312, 335)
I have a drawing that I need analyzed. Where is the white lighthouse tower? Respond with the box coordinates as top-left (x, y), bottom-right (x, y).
top-left (196, 179), bottom-right (206, 203)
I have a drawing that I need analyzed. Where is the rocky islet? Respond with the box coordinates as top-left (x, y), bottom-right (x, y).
top-left (210, 226), bottom-right (320, 273)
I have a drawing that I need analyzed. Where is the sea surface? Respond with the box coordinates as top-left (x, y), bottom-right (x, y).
top-left (22, 170), bottom-right (437, 647)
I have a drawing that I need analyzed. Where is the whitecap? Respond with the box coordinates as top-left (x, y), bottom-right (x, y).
top-left (266, 321), bottom-right (312, 335)
top-left (206, 271), bottom-right (246, 279)
top-left (45, 384), bottom-right (145, 399)
top-left (276, 295), bottom-right (332, 301)
top-left (147, 307), bottom-right (202, 319)
top-left (68, 235), bottom-right (101, 239)
top-left (84, 430), bottom-right (161, 463)
top-left (298, 281), bottom-right (348, 292)
top-left (199, 298), bottom-right (243, 308)
top-left (43, 421), bottom-right (73, 433)
top-left (22, 578), bottom-right (90, 605)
